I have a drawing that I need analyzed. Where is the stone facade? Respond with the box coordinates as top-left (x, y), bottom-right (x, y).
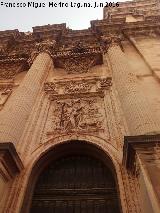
top-left (0, 0), bottom-right (160, 212)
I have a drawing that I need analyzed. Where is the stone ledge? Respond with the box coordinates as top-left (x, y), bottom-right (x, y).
top-left (0, 142), bottom-right (23, 181)
top-left (123, 134), bottom-right (160, 172)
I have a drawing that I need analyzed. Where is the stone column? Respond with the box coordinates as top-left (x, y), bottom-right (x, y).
top-left (107, 38), bottom-right (160, 135)
top-left (0, 49), bottom-right (53, 145)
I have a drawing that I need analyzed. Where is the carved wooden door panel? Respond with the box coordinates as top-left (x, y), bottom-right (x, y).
top-left (30, 155), bottom-right (121, 212)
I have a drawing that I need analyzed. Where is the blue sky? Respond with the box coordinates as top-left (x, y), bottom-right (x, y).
top-left (0, 0), bottom-right (129, 31)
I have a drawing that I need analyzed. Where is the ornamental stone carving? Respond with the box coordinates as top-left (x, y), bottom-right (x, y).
top-left (63, 55), bottom-right (97, 74)
top-left (48, 97), bottom-right (104, 134)
top-left (44, 82), bottom-right (58, 94)
top-left (97, 78), bottom-right (112, 91)
top-left (53, 43), bottom-right (103, 74)
top-left (0, 84), bottom-right (13, 110)
top-left (0, 63), bottom-right (19, 80)
top-left (35, 39), bottom-right (56, 54)
top-left (28, 40), bottom-right (56, 65)
top-left (0, 69), bottom-right (17, 80)
top-left (0, 47), bottom-right (6, 57)
top-left (101, 35), bottom-right (123, 53)
top-left (44, 77), bottom-right (112, 98)
top-left (64, 81), bottom-right (92, 94)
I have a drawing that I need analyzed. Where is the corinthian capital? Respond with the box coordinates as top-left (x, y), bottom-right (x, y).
top-left (35, 39), bottom-right (56, 54)
top-left (28, 39), bottom-right (56, 66)
top-left (101, 35), bottom-right (122, 53)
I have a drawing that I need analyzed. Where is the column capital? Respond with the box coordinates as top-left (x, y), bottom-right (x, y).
top-left (28, 39), bottom-right (56, 65)
top-left (35, 39), bottom-right (56, 54)
top-left (101, 35), bottom-right (122, 53)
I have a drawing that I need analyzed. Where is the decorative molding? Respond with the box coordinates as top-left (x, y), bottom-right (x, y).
top-left (44, 77), bottom-right (112, 98)
top-left (64, 81), bottom-right (92, 94)
top-left (53, 47), bottom-right (102, 58)
top-left (0, 67), bottom-right (18, 80)
top-left (53, 46), bottom-right (103, 74)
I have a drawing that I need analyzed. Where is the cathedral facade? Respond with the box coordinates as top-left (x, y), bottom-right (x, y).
top-left (0, 0), bottom-right (160, 212)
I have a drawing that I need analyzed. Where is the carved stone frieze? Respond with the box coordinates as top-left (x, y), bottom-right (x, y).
top-left (55, 53), bottom-right (102, 74)
top-left (64, 81), bottom-right (92, 94)
top-left (0, 84), bottom-right (13, 110)
top-left (0, 69), bottom-right (17, 80)
top-left (0, 61), bottom-right (25, 80)
top-left (47, 97), bottom-right (105, 135)
top-left (53, 42), bottom-right (103, 74)
top-left (44, 77), bottom-right (112, 98)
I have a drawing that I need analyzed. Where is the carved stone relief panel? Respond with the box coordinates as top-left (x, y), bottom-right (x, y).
top-left (47, 97), bottom-right (105, 136)
top-left (44, 77), bottom-right (112, 98)
top-left (0, 84), bottom-right (13, 110)
top-left (42, 78), bottom-right (112, 141)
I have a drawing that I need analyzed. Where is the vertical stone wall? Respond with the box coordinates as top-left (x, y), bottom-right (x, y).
top-left (0, 0), bottom-right (160, 212)
top-left (122, 39), bottom-right (160, 127)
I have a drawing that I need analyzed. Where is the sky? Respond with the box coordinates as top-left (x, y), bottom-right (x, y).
top-left (0, 0), bottom-right (130, 32)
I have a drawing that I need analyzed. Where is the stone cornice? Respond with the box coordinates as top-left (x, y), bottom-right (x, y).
top-left (91, 16), bottom-right (160, 35)
top-left (0, 1), bottom-right (159, 62)
top-left (103, 0), bottom-right (160, 20)
top-left (53, 46), bottom-right (102, 59)
top-left (0, 142), bottom-right (23, 180)
top-left (123, 134), bottom-right (160, 173)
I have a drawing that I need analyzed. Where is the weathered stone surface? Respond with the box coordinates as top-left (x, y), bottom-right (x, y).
top-left (0, 0), bottom-right (160, 212)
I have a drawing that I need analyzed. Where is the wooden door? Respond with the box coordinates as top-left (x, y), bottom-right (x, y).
top-left (30, 155), bottom-right (121, 212)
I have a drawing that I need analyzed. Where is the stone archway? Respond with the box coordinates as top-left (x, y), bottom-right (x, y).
top-left (21, 141), bottom-right (122, 213)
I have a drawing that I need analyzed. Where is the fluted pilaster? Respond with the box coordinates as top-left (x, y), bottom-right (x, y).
top-left (107, 41), bottom-right (160, 135)
top-left (0, 52), bottom-right (53, 144)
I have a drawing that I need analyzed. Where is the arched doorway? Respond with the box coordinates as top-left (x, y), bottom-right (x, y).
top-left (22, 141), bottom-right (122, 213)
